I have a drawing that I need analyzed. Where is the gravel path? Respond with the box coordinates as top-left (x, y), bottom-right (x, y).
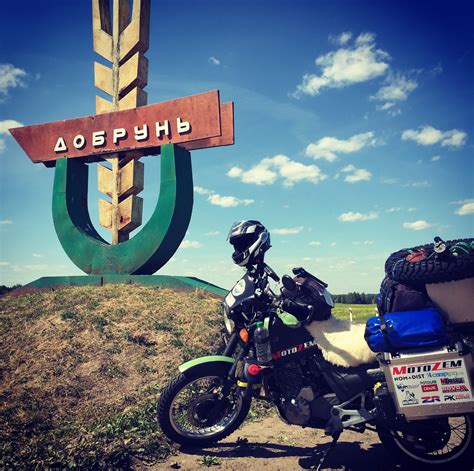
top-left (152, 415), bottom-right (393, 470)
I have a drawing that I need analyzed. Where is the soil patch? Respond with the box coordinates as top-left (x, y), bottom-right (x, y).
top-left (155, 415), bottom-right (392, 470)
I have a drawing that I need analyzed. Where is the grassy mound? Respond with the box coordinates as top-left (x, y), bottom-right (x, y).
top-left (0, 285), bottom-right (223, 469)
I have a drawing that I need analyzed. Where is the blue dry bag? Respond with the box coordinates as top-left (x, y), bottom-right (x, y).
top-left (365, 308), bottom-right (447, 353)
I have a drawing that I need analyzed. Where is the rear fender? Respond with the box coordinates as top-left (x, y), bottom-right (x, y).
top-left (178, 355), bottom-right (235, 375)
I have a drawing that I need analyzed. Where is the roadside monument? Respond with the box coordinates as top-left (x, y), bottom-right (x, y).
top-left (10, 0), bottom-right (233, 293)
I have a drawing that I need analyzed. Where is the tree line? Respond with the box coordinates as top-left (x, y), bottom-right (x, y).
top-left (0, 285), bottom-right (22, 296)
top-left (332, 292), bottom-right (377, 304)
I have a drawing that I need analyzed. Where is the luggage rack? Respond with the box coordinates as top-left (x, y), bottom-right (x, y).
top-left (377, 342), bottom-right (465, 364)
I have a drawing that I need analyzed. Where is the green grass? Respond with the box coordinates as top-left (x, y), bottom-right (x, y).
top-left (198, 455), bottom-right (222, 467)
top-left (332, 303), bottom-right (377, 323)
top-left (0, 285), bottom-right (224, 469)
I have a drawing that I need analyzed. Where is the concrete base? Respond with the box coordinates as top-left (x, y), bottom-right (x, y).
top-left (24, 275), bottom-right (227, 297)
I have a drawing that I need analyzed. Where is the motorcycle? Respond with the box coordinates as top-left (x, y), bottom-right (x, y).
top-left (157, 261), bottom-right (474, 469)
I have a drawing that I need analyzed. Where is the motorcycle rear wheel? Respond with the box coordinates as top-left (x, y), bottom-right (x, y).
top-left (377, 415), bottom-right (474, 469)
top-left (157, 361), bottom-right (251, 447)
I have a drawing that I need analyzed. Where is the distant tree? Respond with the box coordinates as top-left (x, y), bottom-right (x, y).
top-left (333, 292), bottom-right (377, 304)
top-left (0, 284), bottom-right (22, 296)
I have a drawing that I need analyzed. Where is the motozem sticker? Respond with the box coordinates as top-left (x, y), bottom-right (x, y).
top-left (390, 357), bottom-right (473, 408)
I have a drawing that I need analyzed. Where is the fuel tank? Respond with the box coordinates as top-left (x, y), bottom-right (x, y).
top-left (269, 316), bottom-right (316, 360)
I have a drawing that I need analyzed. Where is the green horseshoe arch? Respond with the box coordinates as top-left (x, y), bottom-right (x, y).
top-left (52, 144), bottom-right (193, 275)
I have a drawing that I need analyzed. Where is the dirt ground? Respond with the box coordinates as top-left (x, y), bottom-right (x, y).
top-left (151, 415), bottom-right (392, 470)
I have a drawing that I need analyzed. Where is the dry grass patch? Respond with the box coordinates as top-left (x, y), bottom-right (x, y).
top-left (0, 285), bottom-right (224, 468)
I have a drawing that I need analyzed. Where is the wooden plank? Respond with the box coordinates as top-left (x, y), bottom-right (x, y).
top-left (98, 159), bottom-right (144, 199)
top-left (98, 194), bottom-right (143, 232)
top-left (10, 90), bottom-right (222, 163)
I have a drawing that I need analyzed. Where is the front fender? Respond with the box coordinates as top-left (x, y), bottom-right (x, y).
top-left (178, 355), bottom-right (234, 374)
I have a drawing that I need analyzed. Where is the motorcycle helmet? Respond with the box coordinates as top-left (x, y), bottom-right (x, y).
top-left (227, 220), bottom-right (271, 267)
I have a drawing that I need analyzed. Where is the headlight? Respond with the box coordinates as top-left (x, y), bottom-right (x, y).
top-left (223, 306), bottom-right (235, 334)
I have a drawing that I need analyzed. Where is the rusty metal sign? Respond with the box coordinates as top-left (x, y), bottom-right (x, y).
top-left (10, 90), bottom-right (234, 164)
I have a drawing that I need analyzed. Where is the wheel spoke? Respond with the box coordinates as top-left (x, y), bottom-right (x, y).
top-left (169, 375), bottom-right (243, 439)
top-left (389, 416), bottom-right (471, 463)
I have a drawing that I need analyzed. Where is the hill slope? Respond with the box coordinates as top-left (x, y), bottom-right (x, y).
top-left (0, 285), bottom-right (223, 468)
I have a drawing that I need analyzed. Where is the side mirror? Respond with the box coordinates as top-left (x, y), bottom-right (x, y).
top-left (282, 275), bottom-right (298, 293)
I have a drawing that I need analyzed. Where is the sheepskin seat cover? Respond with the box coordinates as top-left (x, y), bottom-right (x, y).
top-left (305, 315), bottom-right (376, 368)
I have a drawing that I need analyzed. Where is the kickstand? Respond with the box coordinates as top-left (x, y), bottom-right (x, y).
top-left (313, 432), bottom-right (341, 471)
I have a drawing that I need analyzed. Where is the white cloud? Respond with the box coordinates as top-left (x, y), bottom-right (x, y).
top-left (271, 226), bottom-right (304, 235)
top-left (408, 207), bottom-right (417, 212)
top-left (208, 194), bottom-right (254, 208)
top-left (294, 32), bottom-right (389, 97)
top-left (382, 177), bottom-right (399, 185)
top-left (205, 231), bottom-right (221, 236)
top-left (0, 261), bottom-right (11, 266)
top-left (0, 219), bottom-right (13, 224)
top-left (455, 202), bottom-right (474, 216)
top-left (0, 119), bottom-right (23, 134)
top-left (227, 167), bottom-right (243, 178)
top-left (0, 119), bottom-right (23, 155)
top-left (377, 102), bottom-right (396, 110)
top-left (431, 155), bottom-right (441, 162)
top-left (194, 186), bottom-right (213, 195)
top-left (371, 72), bottom-right (418, 110)
top-left (338, 211), bottom-right (378, 222)
top-left (386, 207), bottom-right (401, 213)
top-left (306, 131), bottom-right (376, 162)
top-left (309, 240), bottom-right (321, 246)
top-left (388, 108), bottom-right (402, 117)
top-left (402, 126), bottom-right (467, 148)
top-left (0, 64), bottom-right (27, 98)
top-left (208, 56), bottom-right (221, 66)
top-left (341, 164), bottom-right (372, 183)
top-left (180, 240), bottom-right (203, 249)
top-left (195, 186), bottom-right (255, 208)
top-left (329, 31), bottom-right (353, 46)
top-left (403, 220), bottom-right (433, 230)
top-left (451, 199), bottom-right (474, 205)
top-left (410, 180), bottom-right (431, 188)
top-left (330, 241), bottom-right (337, 247)
top-left (227, 155), bottom-right (327, 187)
top-left (32, 253), bottom-right (44, 258)
top-left (353, 240), bottom-right (375, 245)
top-left (227, 162), bottom-right (277, 185)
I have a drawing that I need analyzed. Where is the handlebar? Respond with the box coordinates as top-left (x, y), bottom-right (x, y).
top-left (248, 264), bottom-right (318, 324)
top-left (281, 298), bottom-right (314, 322)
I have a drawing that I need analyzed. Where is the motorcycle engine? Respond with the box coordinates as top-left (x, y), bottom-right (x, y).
top-left (274, 357), bottom-right (331, 426)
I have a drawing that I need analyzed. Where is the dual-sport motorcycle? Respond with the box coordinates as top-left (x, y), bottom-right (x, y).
top-left (157, 221), bottom-right (474, 469)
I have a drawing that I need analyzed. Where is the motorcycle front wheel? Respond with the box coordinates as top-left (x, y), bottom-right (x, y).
top-left (157, 361), bottom-right (251, 446)
top-left (377, 414), bottom-right (474, 469)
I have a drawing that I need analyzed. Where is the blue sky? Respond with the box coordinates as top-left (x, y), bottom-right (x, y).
top-left (0, 0), bottom-right (473, 293)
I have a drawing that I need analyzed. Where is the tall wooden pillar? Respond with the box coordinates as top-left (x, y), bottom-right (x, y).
top-left (92, 0), bottom-right (150, 243)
